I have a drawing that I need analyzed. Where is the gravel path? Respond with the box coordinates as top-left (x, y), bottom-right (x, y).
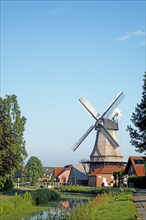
top-left (134, 189), bottom-right (146, 220)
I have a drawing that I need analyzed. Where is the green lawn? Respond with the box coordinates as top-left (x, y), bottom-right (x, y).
top-left (59, 191), bottom-right (95, 200)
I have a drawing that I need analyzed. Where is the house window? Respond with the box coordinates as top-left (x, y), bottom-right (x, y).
top-left (134, 159), bottom-right (144, 164)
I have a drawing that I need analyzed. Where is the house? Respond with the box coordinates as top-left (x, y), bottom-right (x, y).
top-left (55, 165), bottom-right (72, 183)
top-left (125, 156), bottom-right (146, 176)
top-left (54, 167), bottom-right (64, 179)
top-left (38, 167), bottom-right (54, 182)
top-left (88, 165), bottom-right (125, 187)
top-left (68, 164), bottom-right (89, 186)
top-left (54, 164), bottom-right (89, 185)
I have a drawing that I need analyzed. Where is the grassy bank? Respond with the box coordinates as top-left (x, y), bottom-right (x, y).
top-left (0, 189), bottom-right (59, 219)
top-left (0, 187), bottom-right (138, 220)
top-left (68, 192), bottom-right (139, 220)
top-left (0, 193), bottom-right (47, 219)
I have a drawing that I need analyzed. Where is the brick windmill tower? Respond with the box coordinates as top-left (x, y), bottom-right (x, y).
top-left (72, 92), bottom-right (126, 172)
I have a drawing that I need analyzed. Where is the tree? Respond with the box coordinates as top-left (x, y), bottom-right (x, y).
top-left (127, 73), bottom-right (146, 154)
top-left (24, 156), bottom-right (44, 186)
top-left (113, 171), bottom-right (125, 187)
top-left (0, 94), bottom-right (27, 190)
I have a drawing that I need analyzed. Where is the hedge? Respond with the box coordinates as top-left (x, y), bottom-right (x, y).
top-left (128, 176), bottom-right (146, 189)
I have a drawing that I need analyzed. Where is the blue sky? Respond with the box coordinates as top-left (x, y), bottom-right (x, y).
top-left (1, 0), bottom-right (146, 167)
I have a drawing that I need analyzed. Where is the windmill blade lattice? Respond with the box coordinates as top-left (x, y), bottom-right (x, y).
top-left (72, 125), bottom-right (95, 151)
top-left (100, 91), bottom-right (125, 119)
top-left (79, 97), bottom-right (100, 120)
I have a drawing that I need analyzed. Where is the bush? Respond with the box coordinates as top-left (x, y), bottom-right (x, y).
top-left (128, 176), bottom-right (146, 189)
top-left (32, 189), bottom-right (60, 205)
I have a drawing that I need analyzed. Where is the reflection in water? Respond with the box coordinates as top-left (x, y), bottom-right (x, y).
top-left (22, 210), bottom-right (48, 220)
top-left (21, 209), bottom-right (70, 220)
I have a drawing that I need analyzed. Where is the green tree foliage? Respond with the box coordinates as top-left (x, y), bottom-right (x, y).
top-left (127, 73), bottom-right (146, 154)
top-left (24, 156), bottom-right (44, 185)
top-left (0, 94), bottom-right (27, 190)
top-left (113, 171), bottom-right (125, 187)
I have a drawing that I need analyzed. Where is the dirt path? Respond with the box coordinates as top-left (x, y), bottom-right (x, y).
top-left (134, 189), bottom-right (146, 220)
top-left (0, 187), bottom-right (36, 197)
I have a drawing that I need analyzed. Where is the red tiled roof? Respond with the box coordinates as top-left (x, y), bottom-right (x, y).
top-left (89, 165), bottom-right (125, 176)
top-left (54, 168), bottom-right (64, 177)
top-left (134, 166), bottom-right (145, 176)
top-left (130, 156), bottom-right (146, 161)
top-left (56, 165), bottom-right (72, 177)
top-left (129, 156), bottom-right (146, 176)
top-left (89, 167), bottom-right (103, 176)
top-left (54, 165), bottom-right (72, 178)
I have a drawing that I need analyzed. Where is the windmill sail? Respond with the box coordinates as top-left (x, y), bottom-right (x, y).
top-left (100, 124), bottom-right (119, 149)
top-left (79, 97), bottom-right (100, 120)
top-left (72, 125), bottom-right (95, 151)
top-left (100, 91), bottom-right (125, 119)
top-left (72, 92), bottom-right (125, 163)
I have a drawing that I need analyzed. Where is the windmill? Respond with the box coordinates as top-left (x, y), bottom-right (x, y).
top-left (72, 92), bottom-right (125, 171)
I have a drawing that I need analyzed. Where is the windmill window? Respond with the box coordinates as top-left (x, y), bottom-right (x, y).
top-left (134, 159), bottom-right (144, 164)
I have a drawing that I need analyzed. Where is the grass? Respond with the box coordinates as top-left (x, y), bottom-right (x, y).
top-left (67, 192), bottom-right (139, 220)
top-left (0, 186), bottom-right (138, 220)
top-left (0, 192), bottom-right (47, 217)
top-left (59, 191), bottom-right (95, 200)
top-left (57, 185), bottom-right (101, 194)
top-left (0, 189), bottom-right (59, 219)
top-left (58, 185), bottom-right (136, 195)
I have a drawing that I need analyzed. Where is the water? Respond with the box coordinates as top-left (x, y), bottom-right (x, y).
top-left (2, 208), bottom-right (69, 220)
top-left (20, 199), bottom-right (88, 219)
top-left (21, 208), bottom-right (70, 220)
top-left (2, 199), bottom-right (88, 220)
top-left (21, 210), bottom-right (49, 220)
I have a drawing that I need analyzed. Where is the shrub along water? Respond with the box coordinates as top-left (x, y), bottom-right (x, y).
top-left (0, 189), bottom-right (60, 218)
top-left (32, 188), bottom-right (60, 205)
